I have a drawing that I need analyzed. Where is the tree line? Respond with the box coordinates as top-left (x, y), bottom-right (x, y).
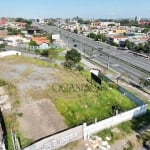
top-left (87, 33), bottom-right (107, 42)
top-left (124, 40), bottom-right (150, 54)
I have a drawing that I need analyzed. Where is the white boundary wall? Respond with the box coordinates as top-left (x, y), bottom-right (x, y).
top-left (0, 51), bottom-right (21, 58)
top-left (83, 105), bottom-right (147, 140)
top-left (24, 125), bottom-right (83, 150)
top-left (24, 104), bottom-right (147, 150)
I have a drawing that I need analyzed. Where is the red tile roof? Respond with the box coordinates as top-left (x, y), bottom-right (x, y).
top-left (32, 37), bottom-right (50, 45)
top-left (0, 20), bottom-right (7, 26)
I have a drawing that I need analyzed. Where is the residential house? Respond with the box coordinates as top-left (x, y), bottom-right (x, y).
top-left (0, 30), bottom-right (8, 44)
top-left (0, 20), bottom-right (7, 28)
top-left (109, 35), bottom-right (128, 45)
top-left (27, 26), bottom-right (41, 35)
top-left (4, 35), bottom-right (30, 46)
top-left (31, 37), bottom-right (50, 49)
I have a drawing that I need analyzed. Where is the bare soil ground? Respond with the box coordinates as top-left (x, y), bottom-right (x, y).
top-left (0, 55), bottom-right (148, 149)
top-left (17, 99), bottom-right (66, 140)
top-left (0, 56), bottom-right (67, 140)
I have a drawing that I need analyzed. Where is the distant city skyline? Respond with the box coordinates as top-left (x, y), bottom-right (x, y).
top-left (0, 0), bottom-right (150, 19)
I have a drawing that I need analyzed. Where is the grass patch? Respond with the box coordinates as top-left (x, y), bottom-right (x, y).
top-left (98, 122), bottom-right (133, 143)
top-left (0, 79), bottom-right (21, 149)
top-left (2, 55), bottom-right (58, 68)
top-left (0, 78), bottom-right (20, 108)
top-left (132, 110), bottom-right (150, 130)
top-left (97, 110), bottom-right (150, 144)
top-left (6, 133), bottom-right (14, 150)
top-left (0, 79), bottom-right (8, 86)
top-left (56, 55), bottom-right (65, 60)
top-left (4, 113), bottom-right (19, 132)
top-left (54, 81), bottom-right (137, 127)
top-left (4, 116), bottom-right (32, 149)
top-left (17, 132), bottom-right (33, 149)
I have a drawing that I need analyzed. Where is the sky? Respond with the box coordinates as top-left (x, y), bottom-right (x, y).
top-left (0, 0), bottom-right (150, 19)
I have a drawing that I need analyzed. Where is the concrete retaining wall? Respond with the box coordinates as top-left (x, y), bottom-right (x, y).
top-left (83, 105), bottom-right (147, 140)
top-left (24, 125), bottom-right (83, 150)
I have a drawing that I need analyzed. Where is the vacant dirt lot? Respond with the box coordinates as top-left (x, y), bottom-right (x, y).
top-left (17, 100), bottom-right (66, 140)
top-left (0, 56), bottom-right (67, 140)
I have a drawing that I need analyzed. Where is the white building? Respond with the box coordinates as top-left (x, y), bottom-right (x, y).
top-left (0, 50), bottom-right (21, 58)
top-left (4, 35), bottom-right (30, 46)
top-left (135, 16), bottom-right (141, 22)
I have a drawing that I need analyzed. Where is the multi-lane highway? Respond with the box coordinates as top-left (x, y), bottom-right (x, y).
top-left (92, 52), bottom-right (148, 83)
top-left (39, 25), bottom-right (150, 73)
top-left (38, 25), bottom-right (150, 85)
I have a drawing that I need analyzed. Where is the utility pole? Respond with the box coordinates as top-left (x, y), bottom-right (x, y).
top-left (107, 55), bottom-right (110, 70)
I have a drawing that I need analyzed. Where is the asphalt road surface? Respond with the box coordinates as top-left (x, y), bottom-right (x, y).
top-left (39, 25), bottom-right (150, 72)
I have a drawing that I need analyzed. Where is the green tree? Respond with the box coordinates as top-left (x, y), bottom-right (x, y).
top-left (65, 49), bottom-right (81, 63)
top-left (77, 18), bottom-right (90, 24)
top-left (124, 40), bottom-right (135, 50)
top-left (65, 49), bottom-right (81, 68)
top-left (29, 40), bottom-right (38, 46)
top-left (141, 28), bottom-right (149, 33)
top-left (143, 42), bottom-right (150, 53)
top-left (139, 77), bottom-right (150, 87)
top-left (7, 27), bottom-right (21, 35)
top-left (97, 34), bottom-right (107, 42)
top-left (0, 44), bottom-right (5, 49)
top-left (135, 43), bottom-right (144, 52)
top-left (87, 33), bottom-right (97, 40)
top-left (15, 18), bottom-right (32, 29)
top-left (47, 21), bottom-right (54, 26)
top-left (108, 24), bottom-right (116, 27)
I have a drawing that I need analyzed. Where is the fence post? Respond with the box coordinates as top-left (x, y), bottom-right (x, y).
top-left (11, 130), bottom-right (16, 150)
top-left (11, 131), bottom-right (21, 150)
top-left (83, 123), bottom-right (87, 140)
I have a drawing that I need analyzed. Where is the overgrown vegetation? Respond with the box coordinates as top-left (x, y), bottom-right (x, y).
top-left (98, 121), bottom-right (133, 143)
top-left (0, 78), bottom-right (19, 103)
top-left (7, 27), bottom-right (22, 35)
top-left (17, 132), bottom-right (33, 149)
top-left (0, 79), bottom-right (23, 149)
top-left (4, 55), bottom-right (58, 68)
top-left (1, 55), bottom-right (148, 149)
top-left (54, 81), bottom-right (137, 127)
top-left (35, 48), bottom-right (64, 60)
top-left (7, 133), bottom-right (14, 150)
top-left (98, 110), bottom-right (150, 145)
